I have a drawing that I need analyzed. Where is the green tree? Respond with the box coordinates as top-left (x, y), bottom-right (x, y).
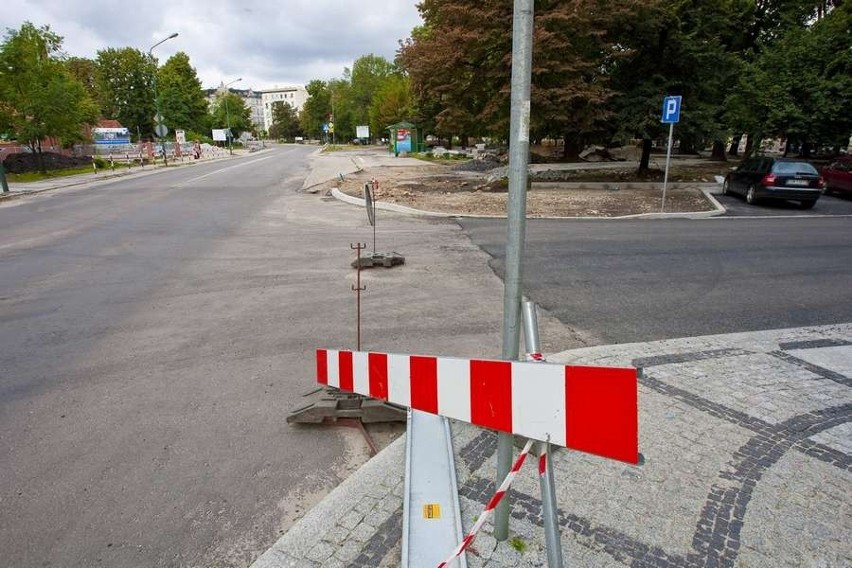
top-left (65, 56), bottom-right (100, 108)
top-left (300, 80), bottom-right (331, 139)
top-left (732, 3), bottom-right (851, 156)
top-left (349, 54), bottom-right (396, 127)
top-left (369, 74), bottom-right (413, 139)
top-left (209, 92), bottom-right (251, 139)
top-left (96, 47), bottom-right (156, 140)
top-left (158, 52), bottom-right (208, 134)
top-left (268, 101), bottom-right (302, 140)
top-left (0, 22), bottom-right (98, 171)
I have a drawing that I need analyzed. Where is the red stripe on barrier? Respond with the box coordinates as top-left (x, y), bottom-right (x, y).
top-left (368, 352), bottom-right (388, 400)
top-left (565, 366), bottom-right (638, 464)
top-left (316, 350), bottom-right (328, 385)
top-left (410, 356), bottom-right (438, 414)
top-left (338, 351), bottom-right (354, 391)
top-left (538, 453), bottom-right (546, 476)
top-left (470, 359), bottom-right (512, 433)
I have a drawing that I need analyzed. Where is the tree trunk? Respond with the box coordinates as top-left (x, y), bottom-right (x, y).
top-left (783, 138), bottom-right (791, 157)
top-left (728, 135), bottom-right (741, 156)
top-left (561, 135), bottom-right (580, 160)
top-left (37, 139), bottom-right (46, 174)
top-left (799, 141), bottom-right (812, 158)
top-left (710, 141), bottom-right (727, 161)
top-left (638, 138), bottom-right (652, 173)
top-left (460, 134), bottom-right (470, 148)
top-left (743, 134), bottom-right (755, 159)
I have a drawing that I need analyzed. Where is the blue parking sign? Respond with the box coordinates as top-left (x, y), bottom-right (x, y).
top-left (661, 96), bottom-right (682, 124)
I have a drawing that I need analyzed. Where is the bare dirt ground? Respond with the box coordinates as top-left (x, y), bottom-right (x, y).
top-left (335, 160), bottom-right (722, 217)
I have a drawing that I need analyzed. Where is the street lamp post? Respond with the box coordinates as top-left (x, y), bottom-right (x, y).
top-left (223, 78), bottom-right (242, 155)
top-left (148, 32), bottom-right (179, 166)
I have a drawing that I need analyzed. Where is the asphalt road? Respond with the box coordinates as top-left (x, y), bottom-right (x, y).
top-left (0, 147), bottom-right (510, 567)
top-left (458, 215), bottom-right (852, 345)
top-left (715, 191), bottom-right (852, 216)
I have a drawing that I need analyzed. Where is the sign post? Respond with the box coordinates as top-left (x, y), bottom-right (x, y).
top-left (660, 95), bottom-right (682, 212)
top-left (496, 0), bottom-right (535, 542)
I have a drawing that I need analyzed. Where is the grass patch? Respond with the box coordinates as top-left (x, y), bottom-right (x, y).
top-left (6, 162), bottom-right (139, 183)
top-left (509, 536), bottom-right (527, 552)
top-left (8, 166), bottom-right (97, 183)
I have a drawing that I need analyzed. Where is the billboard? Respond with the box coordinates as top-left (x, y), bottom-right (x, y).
top-left (92, 127), bottom-right (130, 145)
top-left (396, 128), bottom-right (411, 153)
top-left (212, 129), bottom-right (229, 142)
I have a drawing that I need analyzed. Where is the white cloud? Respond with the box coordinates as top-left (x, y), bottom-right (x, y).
top-left (1, 0), bottom-right (422, 89)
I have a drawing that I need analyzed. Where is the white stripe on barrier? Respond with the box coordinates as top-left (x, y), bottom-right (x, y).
top-left (353, 351), bottom-right (369, 395)
top-left (511, 361), bottom-right (567, 447)
top-left (388, 353), bottom-right (411, 408)
top-left (437, 357), bottom-right (471, 423)
top-left (327, 349), bottom-right (340, 388)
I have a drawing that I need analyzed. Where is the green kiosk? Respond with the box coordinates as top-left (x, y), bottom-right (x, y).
top-left (387, 121), bottom-right (424, 156)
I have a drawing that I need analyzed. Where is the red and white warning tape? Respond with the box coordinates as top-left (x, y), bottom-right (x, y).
top-left (437, 438), bottom-right (535, 568)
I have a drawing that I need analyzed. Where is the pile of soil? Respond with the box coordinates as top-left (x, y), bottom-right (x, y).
top-left (336, 162), bottom-right (718, 218)
top-left (2, 152), bottom-right (92, 174)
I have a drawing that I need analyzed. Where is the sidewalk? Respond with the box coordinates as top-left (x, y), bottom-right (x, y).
top-left (253, 323), bottom-right (851, 567)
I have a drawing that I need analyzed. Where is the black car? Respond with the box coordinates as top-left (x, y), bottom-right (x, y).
top-left (722, 157), bottom-right (824, 209)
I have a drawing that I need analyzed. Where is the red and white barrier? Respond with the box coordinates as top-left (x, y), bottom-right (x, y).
top-left (437, 438), bottom-right (535, 568)
top-left (316, 349), bottom-right (638, 464)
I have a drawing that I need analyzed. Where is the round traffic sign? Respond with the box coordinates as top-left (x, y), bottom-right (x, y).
top-left (154, 124), bottom-right (168, 137)
top-left (154, 113), bottom-right (164, 124)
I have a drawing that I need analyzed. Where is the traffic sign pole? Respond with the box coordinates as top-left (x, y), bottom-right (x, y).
top-left (662, 121), bottom-right (674, 212)
top-left (660, 96), bottom-right (682, 213)
top-left (496, 0), bottom-right (534, 541)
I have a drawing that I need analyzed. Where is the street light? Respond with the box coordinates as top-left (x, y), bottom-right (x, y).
top-left (148, 32), bottom-right (179, 166)
top-left (222, 78), bottom-right (242, 155)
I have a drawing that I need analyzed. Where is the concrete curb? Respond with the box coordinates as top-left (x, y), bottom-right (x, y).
top-left (251, 434), bottom-right (407, 568)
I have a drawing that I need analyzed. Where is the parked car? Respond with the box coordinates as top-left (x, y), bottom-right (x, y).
top-left (722, 157), bottom-right (824, 209)
top-left (822, 156), bottom-right (852, 197)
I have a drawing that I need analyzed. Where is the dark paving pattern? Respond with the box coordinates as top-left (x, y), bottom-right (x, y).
top-left (454, 343), bottom-right (851, 567)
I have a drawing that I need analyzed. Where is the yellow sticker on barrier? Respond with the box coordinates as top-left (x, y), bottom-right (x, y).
top-left (423, 503), bottom-right (441, 519)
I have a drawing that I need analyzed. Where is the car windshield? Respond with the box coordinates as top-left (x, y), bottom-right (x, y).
top-left (772, 161), bottom-right (818, 175)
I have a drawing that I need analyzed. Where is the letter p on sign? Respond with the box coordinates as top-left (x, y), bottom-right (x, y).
top-left (661, 96), bottom-right (682, 124)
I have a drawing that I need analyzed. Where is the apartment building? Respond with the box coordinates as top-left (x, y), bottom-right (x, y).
top-left (260, 86), bottom-right (308, 132)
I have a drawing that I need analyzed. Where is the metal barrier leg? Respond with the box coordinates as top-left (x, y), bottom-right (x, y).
top-left (524, 301), bottom-right (565, 567)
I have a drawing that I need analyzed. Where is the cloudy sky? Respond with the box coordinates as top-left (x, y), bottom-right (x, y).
top-left (1, 0), bottom-right (423, 90)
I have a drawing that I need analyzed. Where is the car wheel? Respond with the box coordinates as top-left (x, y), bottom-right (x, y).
top-left (722, 179), bottom-right (730, 195)
top-left (746, 185), bottom-right (758, 204)
top-left (800, 199), bottom-right (816, 209)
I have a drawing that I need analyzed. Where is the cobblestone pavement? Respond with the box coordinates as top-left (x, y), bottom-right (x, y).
top-left (252, 324), bottom-right (851, 567)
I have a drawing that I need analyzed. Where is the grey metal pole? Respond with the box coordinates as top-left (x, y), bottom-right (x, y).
top-left (149, 33), bottom-right (178, 168)
top-left (225, 96), bottom-right (232, 155)
top-left (223, 78), bottom-right (242, 156)
top-left (523, 301), bottom-right (564, 567)
top-left (661, 121), bottom-right (674, 212)
top-left (495, 0), bottom-right (534, 542)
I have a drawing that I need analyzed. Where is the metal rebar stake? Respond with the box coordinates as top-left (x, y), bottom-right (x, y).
top-left (351, 243), bottom-right (366, 350)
